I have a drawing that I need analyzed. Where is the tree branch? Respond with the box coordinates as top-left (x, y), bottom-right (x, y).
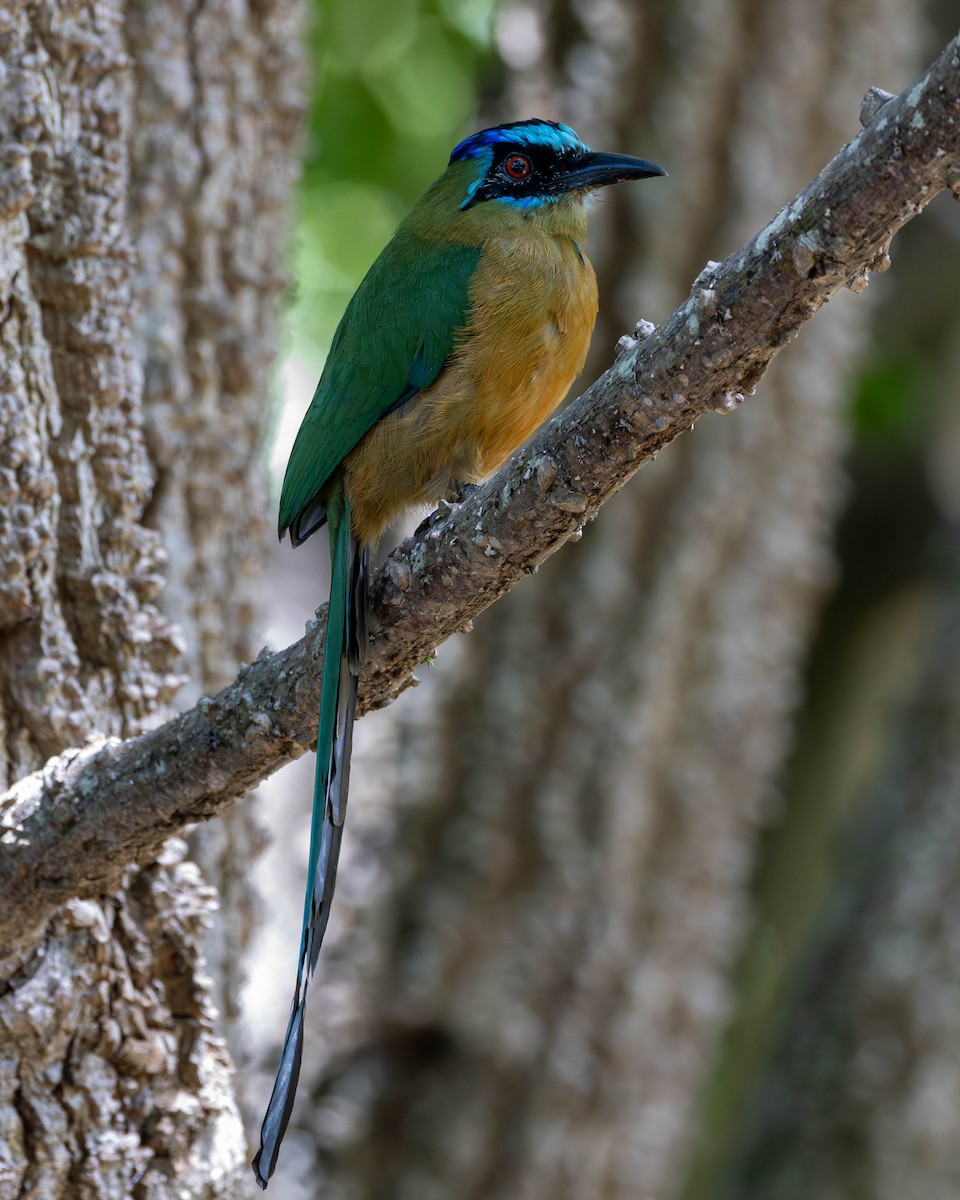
top-left (2, 33), bottom-right (957, 951)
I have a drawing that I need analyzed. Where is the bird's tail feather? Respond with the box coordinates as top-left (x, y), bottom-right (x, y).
top-left (253, 493), bottom-right (367, 1189)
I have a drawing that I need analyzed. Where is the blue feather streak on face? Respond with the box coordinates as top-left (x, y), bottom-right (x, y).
top-left (493, 193), bottom-right (559, 209)
top-left (450, 119), bottom-right (589, 164)
top-left (458, 147), bottom-right (494, 208)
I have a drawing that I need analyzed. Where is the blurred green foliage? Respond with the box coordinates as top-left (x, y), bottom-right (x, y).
top-left (288, 0), bottom-right (498, 375)
top-left (849, 338), bottom-right (946, 450)
top-left (849, 201), bottom-right (958, 449)
top-left (851, 351), bottom-right (924, 443)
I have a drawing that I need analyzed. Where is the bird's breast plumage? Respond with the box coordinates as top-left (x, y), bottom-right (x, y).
top-left (460, 231), bottom-right (598, 463)
top-left (345, 224), bottom-right (598, 544)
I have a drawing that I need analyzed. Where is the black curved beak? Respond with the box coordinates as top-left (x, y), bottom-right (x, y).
top-left (558, 150), bottom-right (667, 191)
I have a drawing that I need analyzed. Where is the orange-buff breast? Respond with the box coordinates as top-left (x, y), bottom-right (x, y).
top-left (345, 231), bottom-right (598, 545)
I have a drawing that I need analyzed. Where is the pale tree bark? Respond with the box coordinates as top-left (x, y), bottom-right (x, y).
top-left (0, 2), bottom-right (302, 1195)
top-left (260, 2), bottom-right (929, 1198)
top-left (124, 0), bottom-right (303, 1042)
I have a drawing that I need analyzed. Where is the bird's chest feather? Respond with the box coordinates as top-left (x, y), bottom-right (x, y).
top-left (437, 232), bottom-right (599, 473)
top-left (345, 230), bottom-right (597, 544)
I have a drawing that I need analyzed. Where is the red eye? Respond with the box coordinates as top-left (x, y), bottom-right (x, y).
top-left (503, 153), bottom-right (532, 179)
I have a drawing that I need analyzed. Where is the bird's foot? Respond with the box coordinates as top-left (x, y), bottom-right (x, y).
top-left (444, 479), bottom-right (480, 505)
top-left (416, 482), bottom-right (480, 535)
top-left (416, 499), bottom-right (456, 535)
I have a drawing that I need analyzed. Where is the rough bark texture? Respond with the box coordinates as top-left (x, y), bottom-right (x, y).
top-left (0, 3), bottom-right (182, 781)
top-left (124, 0), bottom-right (303, 1045)
top-left (0, 1), bottom-right (302, 1194)
top-left (263, 3), bottom-right (929, 1198)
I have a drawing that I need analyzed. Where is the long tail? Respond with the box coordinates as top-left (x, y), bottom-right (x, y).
top-left (253, 491), bottom-right (368, 1189)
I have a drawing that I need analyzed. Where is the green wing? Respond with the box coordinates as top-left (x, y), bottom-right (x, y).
top-left (279, 231), bottom-right (481, 542)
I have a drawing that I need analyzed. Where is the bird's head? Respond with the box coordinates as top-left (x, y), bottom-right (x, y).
top-left (447, 119), bottom-right (666, 214)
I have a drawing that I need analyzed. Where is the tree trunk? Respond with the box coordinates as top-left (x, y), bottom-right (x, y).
top-left (726, 558), bottom-right (960, 1200)
top-left (263, 1), bottom-right (925, 1197)
top-left (0, 1), bottom-right (302, 1194)
top-left (708, 192), bottom-right (960, 1197)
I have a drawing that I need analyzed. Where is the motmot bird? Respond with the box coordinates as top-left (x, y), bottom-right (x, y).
top-left (253, 118), bottom-right (666, 1187)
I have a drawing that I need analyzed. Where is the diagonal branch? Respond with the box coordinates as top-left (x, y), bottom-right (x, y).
top-left (1, 33), bottom-right (957, 951)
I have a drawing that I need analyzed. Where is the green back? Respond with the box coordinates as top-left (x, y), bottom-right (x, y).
top-left (279, 230), bottom-right (481, 538)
